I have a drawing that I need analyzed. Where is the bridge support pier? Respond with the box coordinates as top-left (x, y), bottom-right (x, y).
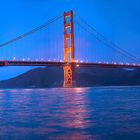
top-left (63, 64), bottom-right (75, 88)
top-left (63, 10), bottom-right (75, 88)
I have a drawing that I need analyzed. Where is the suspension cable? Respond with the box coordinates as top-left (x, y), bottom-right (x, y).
top-left (0, 14), bottom-right (63, 48)
top-left (75, 20), bottom-right (137, 62)
top-left (74, 12), bottom-right (138, 61)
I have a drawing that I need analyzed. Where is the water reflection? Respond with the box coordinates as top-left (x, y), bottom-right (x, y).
top-left (61, 88), bottom-right (90, 129)
top-left (0, 87), bottom-right (140, 140)
top-left (46, 88), bottom-right (94, 140)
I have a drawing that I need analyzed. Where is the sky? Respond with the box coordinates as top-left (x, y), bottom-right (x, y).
top-left (0, 0), bottom-right (140, 80)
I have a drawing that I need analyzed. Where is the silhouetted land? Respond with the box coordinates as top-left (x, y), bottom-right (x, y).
top-left (0, 67), bottom-right (140, 88)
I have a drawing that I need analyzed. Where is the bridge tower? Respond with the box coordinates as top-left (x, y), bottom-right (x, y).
top-left (63, 10), bottom-right (75, 87)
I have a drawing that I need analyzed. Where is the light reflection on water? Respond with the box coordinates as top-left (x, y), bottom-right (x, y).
top-left (0, 87), bottom-right (140, 140)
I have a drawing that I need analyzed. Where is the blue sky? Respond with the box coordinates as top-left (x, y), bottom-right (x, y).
top-left (0, 0), bottom-right (140, 80)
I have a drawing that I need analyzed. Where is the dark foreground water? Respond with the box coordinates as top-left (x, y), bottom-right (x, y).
top-left (0, 87), bottom-right (140, 140)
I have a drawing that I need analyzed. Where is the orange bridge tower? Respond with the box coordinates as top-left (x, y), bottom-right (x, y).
top-left (63, 10), bottom-right (75, 87)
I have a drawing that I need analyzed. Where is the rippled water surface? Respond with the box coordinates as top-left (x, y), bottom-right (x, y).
top-left (0, 87), bottom-right (140, 140)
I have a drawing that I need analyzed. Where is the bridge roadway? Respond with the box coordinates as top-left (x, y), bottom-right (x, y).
top-left (0, 60), bottom-right (140, 69)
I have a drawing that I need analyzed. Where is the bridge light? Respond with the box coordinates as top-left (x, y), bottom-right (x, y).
top-left (80, 60), bottom-right (83, 63)
top-left (126, 63), bottom-right (129, 65)
top-left (13, 57), bottom-right (16, 60)
top-left (41, 58), bottom-right (44, 61)
top-left (22, 58), bottom-right (25, 61)
top-left (76, 64), bottom-right (79, 67)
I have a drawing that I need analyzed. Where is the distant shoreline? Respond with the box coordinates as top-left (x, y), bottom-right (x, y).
top-left (0, 85), bottom-right (140, 90)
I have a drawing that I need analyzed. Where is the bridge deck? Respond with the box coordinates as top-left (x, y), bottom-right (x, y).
top-left (0, 60), bottom-right (139, 69)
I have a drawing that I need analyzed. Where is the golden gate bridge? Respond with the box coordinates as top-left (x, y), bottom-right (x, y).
top-left (0, 10), bottom-right (139, 87)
